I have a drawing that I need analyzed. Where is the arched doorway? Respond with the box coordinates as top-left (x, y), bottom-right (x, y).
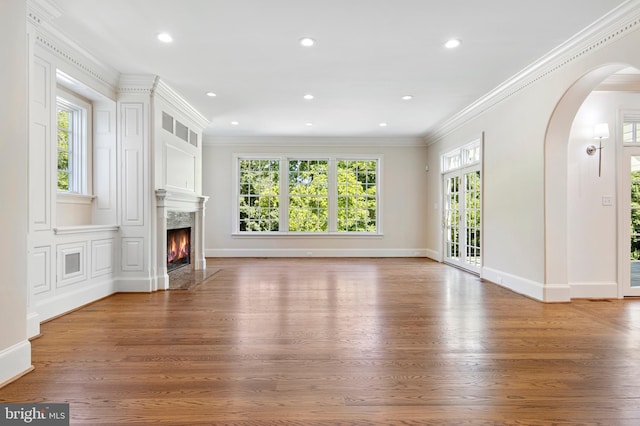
top-left (545, 63), bottom-right (634, 300)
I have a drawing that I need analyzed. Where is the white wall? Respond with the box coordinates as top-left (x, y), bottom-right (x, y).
top-left (0, 0), bottom-right (31, 386)
top-left (203, 138), bottom-right (429, 257)
top-left (425, 12), bottom-right (640, 301)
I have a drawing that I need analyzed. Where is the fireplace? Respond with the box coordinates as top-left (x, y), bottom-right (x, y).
top-left (156, 189), bottom-right (208, 290)
top-left (167, 227), bottom-right (191, 272)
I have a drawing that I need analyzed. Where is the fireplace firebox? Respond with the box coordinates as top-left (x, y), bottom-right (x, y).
top-left (167, 227), bottom-right (191, 272)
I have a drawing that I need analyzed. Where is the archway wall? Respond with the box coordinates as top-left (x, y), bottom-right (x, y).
top-left (566, 91), bottom-right (640, 298)
top-left (425, 15), bottom-right (640, 302)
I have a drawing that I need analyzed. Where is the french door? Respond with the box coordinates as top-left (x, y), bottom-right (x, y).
top-left (443, 167), bottom-right (481, 274)
top-left (621, 148), bottom-right (640, 296)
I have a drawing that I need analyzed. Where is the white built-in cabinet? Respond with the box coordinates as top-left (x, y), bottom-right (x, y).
top-left (26, 15), bottom-right (208, 337)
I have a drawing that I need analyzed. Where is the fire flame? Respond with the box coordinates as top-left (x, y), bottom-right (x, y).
top-left (167, 228), bottom-right (190, 265)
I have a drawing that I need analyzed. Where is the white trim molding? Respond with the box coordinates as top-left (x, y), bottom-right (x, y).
top-left (570, 282), bottom-right (619, 299)
top-left (205, 248), bottom-right (431, 258)
top-left (154, 80), bottom-right (209, 130)
top-left (28, 0), bottom-right (120, 99)
top-left (204, 136), bottom-right (425, 147)
top-left (424, 0), bottom-right (640, 145)
top-left (0, 341), bottom-right (33, 388)
top-left (482, 266), bottom-right (571, 302)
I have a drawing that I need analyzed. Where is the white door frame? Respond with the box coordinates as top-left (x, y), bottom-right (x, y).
top-left (619, 146), bottom-right (640, 296)
top-left (440, 138), bottom-right (483, 275)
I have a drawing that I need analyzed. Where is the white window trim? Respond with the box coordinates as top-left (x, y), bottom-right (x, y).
top-left (56, 87), bottom-right (92, 196)
top-left (621, 109), bottom-right (640, 145)
top-left (232, 153), bottom-right (384, 236)
top-left (441, 139), bottom-right (481, 174)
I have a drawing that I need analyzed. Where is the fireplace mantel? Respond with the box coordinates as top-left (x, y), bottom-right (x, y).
top-left (155, 189), bottom-right (209, 289)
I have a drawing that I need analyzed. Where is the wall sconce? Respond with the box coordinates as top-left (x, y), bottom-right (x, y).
top-left (586, 122), bottom-right (609, 177)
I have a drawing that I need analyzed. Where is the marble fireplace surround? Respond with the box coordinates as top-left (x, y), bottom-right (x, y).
top-left (156, 189), bottom-right (208, 290)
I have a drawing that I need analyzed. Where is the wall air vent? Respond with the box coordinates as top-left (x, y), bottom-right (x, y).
top-left (162, 111), bottom-right (198, 147)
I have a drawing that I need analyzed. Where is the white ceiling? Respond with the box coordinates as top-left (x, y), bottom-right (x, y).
top-left (46, 0), bottom-right (626, 138)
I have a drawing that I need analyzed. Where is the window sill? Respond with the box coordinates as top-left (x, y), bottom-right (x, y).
top-left (232, 232), bottom-right (384, 238)
top-left (54, 224), bottom-right (119, 235)
top-left (57, 192), bottom-right (96, 205)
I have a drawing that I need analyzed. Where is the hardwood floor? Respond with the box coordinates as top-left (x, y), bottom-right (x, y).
top-left (2, 258), bottom-right (640, 425)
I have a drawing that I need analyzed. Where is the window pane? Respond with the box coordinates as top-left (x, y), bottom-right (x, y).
top-left (238, 159), bottom-right (280, 232)
top-left (288, 159), bottom-right (329, 232)
top-left (337, 160), bottom-right (377, 232)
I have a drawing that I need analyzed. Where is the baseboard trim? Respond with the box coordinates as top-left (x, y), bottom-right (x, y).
top-left (116, 276), bottom-right (154, 292)
top-left (27, 311), bottom-right (40, 339)
top-left (205, 248), bottom-right (430, 258)
top-left (36, 278), bottom-right (116, 322)
top-left (0, 340), bottom-right (32, 388)
top-left (570, 281), bottom-right (619, 299)
top-left (425, 248), bottom-right (441, 262)
top-left (482, 266), bottom-right (571, 302)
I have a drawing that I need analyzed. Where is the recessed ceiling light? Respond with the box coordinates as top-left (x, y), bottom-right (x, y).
top-left (206, 92), bottom-right (217, 97)
top-left (379, 122), bottom-right (388, 127)
top-left (444, 39), bottom-right (461, 49)
top-left (157, 32), bottom-right (173, 43)
top-left (303, 94), bottom-right (314, 100)
top-left (299, 37), bottom-right (316, 47)
top-left (402, 95), bottom-right (413, 100)
top-left (231, 121), bottom-right (239, 126)
top-left (305, 122), bottom-right (313, 126)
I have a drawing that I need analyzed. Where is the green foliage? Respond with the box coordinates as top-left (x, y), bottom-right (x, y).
top-left (337, 160), bottom-right (376, 232)
top-left (445, 171), bottom-right (481, 260)
top-left (288, 160), bottom-right (329, 232)
top-left (57, 109), bottom-right (70, 191)
top-left (630, 170), bottom-right (640, 260)
top-left (239, 160), bottom-right (280, 232)
top-left (238, 158), bottom-right (378, 233)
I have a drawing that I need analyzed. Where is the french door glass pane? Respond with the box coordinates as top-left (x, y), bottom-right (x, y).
top-left (630, 156), bottom-right (640, 287)
top-left (446, 176), bottom-right (460, 260)
top-left (464, 171), bottom-right (481, 267)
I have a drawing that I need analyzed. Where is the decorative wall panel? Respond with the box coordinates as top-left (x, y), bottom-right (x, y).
top-left (166, 144), bottom-right (195, 191)
top-left (30, 246), bottom-right (51, 296)
top-left (94, 147), bottom-right (111, 209)
top-left (121, 237), bottom-right (144, 271)
top-left (92, 238), bottom-right (114, 277)
top-left (120, 103), bottom-right (144, 226)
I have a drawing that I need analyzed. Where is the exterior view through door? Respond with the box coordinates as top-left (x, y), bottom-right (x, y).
top-left (620, 113), bottom-right (640, 297)
top-left (442, 139), bottom-right (482, 274)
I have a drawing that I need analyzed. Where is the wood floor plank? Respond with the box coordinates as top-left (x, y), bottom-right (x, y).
top-left (1, 257), bottom-right (640, 425)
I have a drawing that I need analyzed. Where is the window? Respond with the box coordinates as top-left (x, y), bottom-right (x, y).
top-left (238, 159), bottom-right (280, 232)
top-left (56, 93), bottom-right (89, 193)
top-left (288, 159), bottom-right (329, 232)
top-left (337, 160), bottom-right (377, 232)
top-left (623, 111), bottom-right (640, 144)
top-left (441, 139), bottom-right (481, 173)
top-left (235, 155), bottom-right (381, 234)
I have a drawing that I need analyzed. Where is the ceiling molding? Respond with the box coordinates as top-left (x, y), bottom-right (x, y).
top-left (28, 0), bottom-right (120, 99)
top-left (423, 0), bottom-right (640, 146)
top-left (203, 136), bottom-right (425, 147)
top-left (117, 74), bottom-right (158, 94)
top-left (595, 73), bottom-right (640, 91)
top-left (154, 79), bottom-right (210, 130)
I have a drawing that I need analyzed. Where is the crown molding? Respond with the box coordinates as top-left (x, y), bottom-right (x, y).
top-left (203, 136), bottom-right (425, 147)
top-left (27, 0), bottom-right (120, 99)
top-left (595, 73), bottom-right (640, 91)
top-left (154, 79), bottom-right (209, 130)
top-left (117, 76), bottom-right (209, 129)
top-left (117, 74), bottom-right (158, 95)
top-left (27, 0), bottom-right (61, 23)
top-left (423, 0), bottom-right (640, 146)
